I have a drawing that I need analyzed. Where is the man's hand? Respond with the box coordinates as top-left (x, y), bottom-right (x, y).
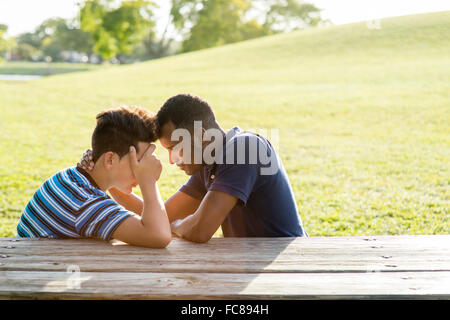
top-left (167, 190), bottom-right (238, 243)
top-left (129, 144), bottom-right (162, 184)
top-left (77, 148), bottom-right (94, 171)
top-left (170, 219), bottom-right (184, 238)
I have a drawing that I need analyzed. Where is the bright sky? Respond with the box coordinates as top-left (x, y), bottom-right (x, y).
top-left (0, 0), bottom-right (449, 36)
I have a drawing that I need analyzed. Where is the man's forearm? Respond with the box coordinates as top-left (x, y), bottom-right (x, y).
top-left (171, 214), bottom-right (209, 243)
top-left (109, 187), bottom-right (144, 215)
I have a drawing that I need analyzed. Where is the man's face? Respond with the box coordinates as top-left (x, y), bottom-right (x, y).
top-left (110, 141), bottom-right (151, 194)
top-left (159, 121), bottom-right (204, 176)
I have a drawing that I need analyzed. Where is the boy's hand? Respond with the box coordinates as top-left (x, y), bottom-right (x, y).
top-left (77, 149), bottom-right (94, 171)
top-left (129, 144), bottom-right (162, 184)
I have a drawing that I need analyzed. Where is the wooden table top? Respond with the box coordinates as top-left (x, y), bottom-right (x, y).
top-left (1, 235), bottom-right (449, 299)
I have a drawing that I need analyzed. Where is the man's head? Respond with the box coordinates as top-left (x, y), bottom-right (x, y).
top-left (156, 94), bottom-right (221, 176)
top-left (92, 106), bottom-right (156, 193)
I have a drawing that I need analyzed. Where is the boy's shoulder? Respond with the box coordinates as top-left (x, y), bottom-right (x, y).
top-left (44, 166), bottom-right (107, 205)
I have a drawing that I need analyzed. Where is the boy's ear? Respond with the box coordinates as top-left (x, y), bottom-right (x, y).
top-left (103, 151), bottom-right (115, 170)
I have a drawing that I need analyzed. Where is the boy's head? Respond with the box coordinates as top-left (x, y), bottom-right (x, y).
top-left (92, 106), bottom-right (156, 193)
top-left (156, 94), bottom-right (219, 176)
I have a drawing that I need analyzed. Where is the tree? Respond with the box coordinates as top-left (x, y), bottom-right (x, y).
top-left (15, 18), bottom-right (94, 61)
top-left (141, 13), bottom-right (176, 59)
top-left (15, 43), bottom-right (39, 61)
top-left (17, 32), bottom-right (42, 50)
top-left (0, 24), bottom-right (17, 62)
top-left (171, 0), bottom-right (262, 52)
top-left (259, 0), bottom-right (322, 32)
top-left (170, 0), bottom-right (322, 53)
top-left (0, 24), bottom-right (7, 56)
top-left (79, 0), bottom-right (156, 61)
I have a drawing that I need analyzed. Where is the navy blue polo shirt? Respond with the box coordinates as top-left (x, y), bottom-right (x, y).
top-left (179, 127), bottom-right (307, 237)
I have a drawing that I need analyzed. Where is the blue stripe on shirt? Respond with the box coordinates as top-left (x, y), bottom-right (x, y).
top-left (17, 167), bottom-right (133, 241)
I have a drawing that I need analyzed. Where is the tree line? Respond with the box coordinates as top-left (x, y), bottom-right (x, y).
top-left (0, 0), bottom-right (325, 64)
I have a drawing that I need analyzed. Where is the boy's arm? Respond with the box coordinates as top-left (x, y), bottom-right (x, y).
top-left (109, 187), bottom-right (144, 216)
top-left (112, 182), bottom-right (170, 247)
top-left (171, 190), bottom-right (238, 243)
top-left (78, 148), bottom-right (201, 223)
top-left (111, 145), bottom-right (171, 248)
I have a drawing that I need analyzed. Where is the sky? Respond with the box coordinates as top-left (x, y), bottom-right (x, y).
top-left (0, 0), bottom-right (449, 37)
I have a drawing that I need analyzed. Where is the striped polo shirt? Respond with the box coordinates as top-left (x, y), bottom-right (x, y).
top-left (17, 166), bottom-right (134, 241)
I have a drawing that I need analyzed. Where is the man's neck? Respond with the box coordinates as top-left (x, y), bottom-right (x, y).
top-left (202, 126), bottom-right (226, 169)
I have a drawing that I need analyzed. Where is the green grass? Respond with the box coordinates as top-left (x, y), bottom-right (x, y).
top-left (0, 61), bottom-right (103, 76)
top-left (0, 11), bottom-right (449, 237)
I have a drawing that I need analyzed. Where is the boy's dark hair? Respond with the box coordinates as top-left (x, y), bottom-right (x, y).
top-left (156, 94), bottom-right (217, 137)
top-left (92, 106), bottom-right (156, 163)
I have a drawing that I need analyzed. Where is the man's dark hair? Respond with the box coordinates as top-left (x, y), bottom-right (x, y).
top-left (156, 94), bottom-right (217, 137)
top-left (92, 106), bottom-right (157, 163)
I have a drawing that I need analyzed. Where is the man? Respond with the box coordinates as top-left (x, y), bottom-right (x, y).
top-left (80, 94), bottom-right (307, 243)
top-left (18, 106), bottom-right (171, 248)
top-left (158, 94), bottom-right (307, 242)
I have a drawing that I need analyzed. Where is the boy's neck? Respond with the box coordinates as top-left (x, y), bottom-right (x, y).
top-left (85, 165), bottom-right (111, 192)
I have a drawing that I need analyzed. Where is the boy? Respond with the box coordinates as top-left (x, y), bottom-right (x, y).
top-left (17, 106), bottom-right (171, 248)
top-left (80, 94), bottom-right (307, 243)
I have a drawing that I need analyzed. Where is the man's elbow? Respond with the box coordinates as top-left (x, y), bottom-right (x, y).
top-left (189, 231), bottom-right (212, 243)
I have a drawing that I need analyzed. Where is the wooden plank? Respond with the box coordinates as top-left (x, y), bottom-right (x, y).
top-left (1, 250), bottom-right (449, 273)
top-left (1, 270), bottom-right (449, 300)
top-left (3, 235), bottom-right (450, 249)
top-left (1, 236), bottom-right (449, 273)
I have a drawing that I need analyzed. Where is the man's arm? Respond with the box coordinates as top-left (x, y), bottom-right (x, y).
top-left (165, 190), bottom-right (202, 223)
top-left (171, 190), bottom-right (238, 243)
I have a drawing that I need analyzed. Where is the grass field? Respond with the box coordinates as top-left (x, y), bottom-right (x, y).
top-left (0, 12), bottom-right (449, 237)
top-left (0, 61), bottom-right (103, 76)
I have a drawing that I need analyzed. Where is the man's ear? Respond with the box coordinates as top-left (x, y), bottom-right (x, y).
top-left (103, 151), bottom-right (116, 170)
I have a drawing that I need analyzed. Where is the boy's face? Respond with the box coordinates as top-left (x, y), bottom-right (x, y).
top-left (109, 141), bottom-right (151, 194)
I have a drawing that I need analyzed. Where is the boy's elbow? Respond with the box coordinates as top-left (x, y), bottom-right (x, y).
top-left (151, 232), bottom-right (172, 248)
top-left (139, 231), bottom-right (171, 248)
top-left (158, 233), bottom-right (172, 248)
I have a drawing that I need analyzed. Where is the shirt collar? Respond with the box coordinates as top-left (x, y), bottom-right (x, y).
top-left (76, 166), bottom-right (101, 190)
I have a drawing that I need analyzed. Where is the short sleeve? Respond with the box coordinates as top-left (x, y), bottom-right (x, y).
top-left (208, 134), bottom-right (264, 205)
top-left (179, 171), bottom-right (207, 200)
top-left (76, 198), bottom-right (134, 241)
top-left (209, 162), bottom-right (259, 205)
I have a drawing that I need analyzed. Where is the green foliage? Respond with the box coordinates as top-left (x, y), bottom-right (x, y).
top-left (6, 0), bottom-right (323, 62)
top-left (14, 18), bottom-right (93, 61)
top-left (79, 0), bottom-right (156, 60)
top-left (172, 0), bottom-right (263, 52)
top-left (0, 12), bottom-right (449, 237)
top-left (171, 0), bottom-right (322, 52)
top-left (262, 0), bottom-right (322, 32)
top-left (0, 24), bottom-right (8, 62)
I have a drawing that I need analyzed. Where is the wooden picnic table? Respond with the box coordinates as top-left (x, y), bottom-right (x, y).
top-left (0, 235), bottom-right (449, 299)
